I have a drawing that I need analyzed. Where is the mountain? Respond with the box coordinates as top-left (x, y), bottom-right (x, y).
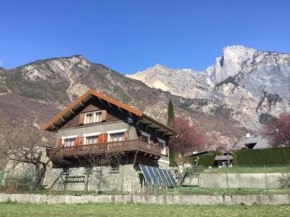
top-left (126, 46), bottom-right (290, 131)
top-left (0, 55), bottom-right (250, 145)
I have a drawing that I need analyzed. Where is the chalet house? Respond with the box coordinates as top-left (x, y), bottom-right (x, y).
top-left (43, 89), bottom-right (177, 192)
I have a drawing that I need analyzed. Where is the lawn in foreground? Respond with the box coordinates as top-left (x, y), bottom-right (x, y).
top-left (0, 203), bottom-right (290, 217)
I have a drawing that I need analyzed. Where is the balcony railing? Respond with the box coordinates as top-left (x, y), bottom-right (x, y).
top-left (49, 139), bottom-right (162, 158)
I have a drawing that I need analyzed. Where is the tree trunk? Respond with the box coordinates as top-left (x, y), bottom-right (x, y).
top-left (227, 152), bottom-right (230, 167)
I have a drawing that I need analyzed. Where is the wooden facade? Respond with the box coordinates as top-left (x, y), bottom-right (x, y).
top-left (44, 89), bottom-right (177, 167)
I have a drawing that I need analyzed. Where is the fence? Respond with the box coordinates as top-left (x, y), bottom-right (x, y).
top-left (1, 165), bottom-right (290, 196)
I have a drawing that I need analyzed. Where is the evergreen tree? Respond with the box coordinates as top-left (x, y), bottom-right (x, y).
top-left (167, 99), bottom-right (174, 125)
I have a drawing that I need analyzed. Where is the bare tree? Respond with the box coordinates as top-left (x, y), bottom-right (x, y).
top-left (1, 126), bottom-right (60, 191)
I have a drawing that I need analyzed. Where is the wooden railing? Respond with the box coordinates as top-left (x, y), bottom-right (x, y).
top-left (49, 139), bottom-right (162, 158)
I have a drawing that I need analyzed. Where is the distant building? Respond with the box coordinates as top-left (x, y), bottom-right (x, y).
top-left (240, 134), bottom-right (269, 149)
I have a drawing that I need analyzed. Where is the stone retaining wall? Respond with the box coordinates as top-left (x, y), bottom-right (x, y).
top-left (0, 193), bottom-right (290, 205)
top-left (182, 173), bottom-right (287, 189)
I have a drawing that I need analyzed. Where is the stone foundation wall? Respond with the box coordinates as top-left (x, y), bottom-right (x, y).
top-left (45, 164), bottom-right (142, 193)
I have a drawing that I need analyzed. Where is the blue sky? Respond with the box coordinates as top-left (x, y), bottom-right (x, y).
top-left (0, 0), bottom-right (290, 74)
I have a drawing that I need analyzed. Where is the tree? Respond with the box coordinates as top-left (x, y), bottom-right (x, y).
top-left (1, 126), bottom-right (60, 191)
top-left (261, 113), bottom-right (290, 148)
top-left (207, 131), bottom-right (245, 166)
top-left (167, 99), bottom-right (175, 125)
top-left (170, 117), bottom-right (205, 156)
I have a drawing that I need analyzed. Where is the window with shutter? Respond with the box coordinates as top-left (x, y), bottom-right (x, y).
top-left (83, 111), bottom-right (104, 124)
top-left (124, 131), bottom-right (129, 140)
top-left (57, 139), bottom-right (62, 147)
top-left (101, 110), bottom-right (107, 122)
top-left (64, 138), bottom-right (75, 147)
top-left (79, 113), bottom-right (85, 125)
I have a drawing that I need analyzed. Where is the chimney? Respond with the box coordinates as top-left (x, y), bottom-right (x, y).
top-left (127, 101), bottom-right (135, 108)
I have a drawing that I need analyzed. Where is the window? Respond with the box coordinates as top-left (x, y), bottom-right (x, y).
top-left (85, 113), bottom-right (94, 124)
top-left (140, 131), bottom-right (150, 143)
top-left (84, 111), bottom-right (103, 124)
top-left (86, 135), bottom-right (98, 144)
top-left (140, 135), bottom-right (149, 143)
top-left (110, 133), bottom-right (124, 142)
top-left (64, 138), bottom-right (75, 147)
top-left (83, 132), bottom-right (101, 145)
top-left (107, 129), bottom-right (128, 142)
top-left (158, 138), bottom-right (166, 155)
top-left (95, 111), bottom-right (102, 122)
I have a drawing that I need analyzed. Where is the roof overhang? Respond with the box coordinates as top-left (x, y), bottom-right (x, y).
top-left (43, 89), bottom-right (178, 136)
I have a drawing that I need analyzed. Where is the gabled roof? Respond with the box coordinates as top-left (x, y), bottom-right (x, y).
top-left (43, 89), bottom-right (177, 136)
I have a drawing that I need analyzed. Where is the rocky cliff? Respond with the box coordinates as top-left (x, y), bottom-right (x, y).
top-left (126, 46), bottom-right (290, 130)
top-left (0, 55), bottom-right (250, 145)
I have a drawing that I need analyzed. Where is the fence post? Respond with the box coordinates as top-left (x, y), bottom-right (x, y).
top-left (27, 169), bottom-right (34, 194)
top-left (225, 167), bottom-right (229, 194)
top-left (130, 179), bottom-right (132, 195)
top-left (120, 165), bottom-right (124, 195)
top-left (190, 168), bottom-right (193, 195)
top-left (0, 169), bottom-right (5, 186)
top-left (90, 168), bottom-right (93, 192)
top-left (57, 170), bottom-right (62, 192)
top-left (264, 165), bottom-right (269, 193)
top-left (142, 179), bottom-right (145, 196)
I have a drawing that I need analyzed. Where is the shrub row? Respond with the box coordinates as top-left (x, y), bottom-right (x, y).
top-left (233, 147), bottom-right (290, 166)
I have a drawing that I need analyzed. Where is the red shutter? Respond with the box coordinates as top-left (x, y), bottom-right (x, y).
top-left (80, 137), bottom-right (84, 145)
top-left (102, 110), bottom-right (107, 122)
top-left (98, 134), bottom-right (103, 143)
top-left (79, 113), bottom-right (85, 125)
top-left (124, 131), bottom-right (129, 140)
top-left (57, 139), bottom-right (62, 147)
top-left (75, 137), bottom-right (79, 146)
top-left (103, 133), bottom-right (108, 143)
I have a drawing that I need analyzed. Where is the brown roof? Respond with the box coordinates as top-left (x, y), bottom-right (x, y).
top-left (43, 89), bottom-right (177, 136)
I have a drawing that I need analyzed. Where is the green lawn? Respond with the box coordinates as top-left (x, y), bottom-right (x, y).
top-left (0, 203), bottom-right (290, 217)
top-left (160, 187), bottom-right (290, 195)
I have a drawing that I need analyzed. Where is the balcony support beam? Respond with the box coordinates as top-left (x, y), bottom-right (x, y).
top-left (133, 150), bottom-right (139, 168)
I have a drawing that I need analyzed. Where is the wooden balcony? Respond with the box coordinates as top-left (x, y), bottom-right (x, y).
top-left (49, 139), bottom-right (162, 159)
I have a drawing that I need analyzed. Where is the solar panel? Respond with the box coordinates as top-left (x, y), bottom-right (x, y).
top-left (155, 168), bottom-right (165, 185)
top-left (159, 169), bottom-right (170, 186)
top-left (152, 167), bottom-right (163, 185)
top-left (146, 166), bottom-right (157, 184)
top-left (139, 165), bottom-right (177, 188)
top-left (159, 169), bottom-right (168, 186)
top-left (140, 164), bottom-right (152, 185)
top-left (167, 170), bottom-right (178, 187)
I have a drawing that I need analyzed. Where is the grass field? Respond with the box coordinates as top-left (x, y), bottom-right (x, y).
top-left (0, 203), bottom-right (289, 217)
top-left (161, 187), bottom-right (290, 195)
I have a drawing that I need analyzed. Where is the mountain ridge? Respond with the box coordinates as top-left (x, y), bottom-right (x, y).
top-left (0, 54), bottom-right (251, 145)
top-left (126, 45), bottom-right (290, 131)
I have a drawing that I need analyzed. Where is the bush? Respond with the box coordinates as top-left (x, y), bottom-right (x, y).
top-left (189, 154), bottom-right (216, 167)
top-left (198, 154), bottom-right (216, 167)
top-left (233, 147), bottom-right (290, 166)
top-left (279, 174), bottom-right (290, 188)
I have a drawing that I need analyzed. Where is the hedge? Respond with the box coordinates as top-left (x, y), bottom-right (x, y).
top-left (189, 154), bottom-right (216, 167)
top-left (233, 147), bottom-right (290, 166)
top-left (198, 154), bottom-right (216, 167)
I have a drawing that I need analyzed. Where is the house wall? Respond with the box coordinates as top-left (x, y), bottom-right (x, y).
top-left (57, 121), bottom-right (137, 142)
top-left (62, 98), bottom-right (132, 129)
top-left (56, 97), bottom-right (170, 146)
